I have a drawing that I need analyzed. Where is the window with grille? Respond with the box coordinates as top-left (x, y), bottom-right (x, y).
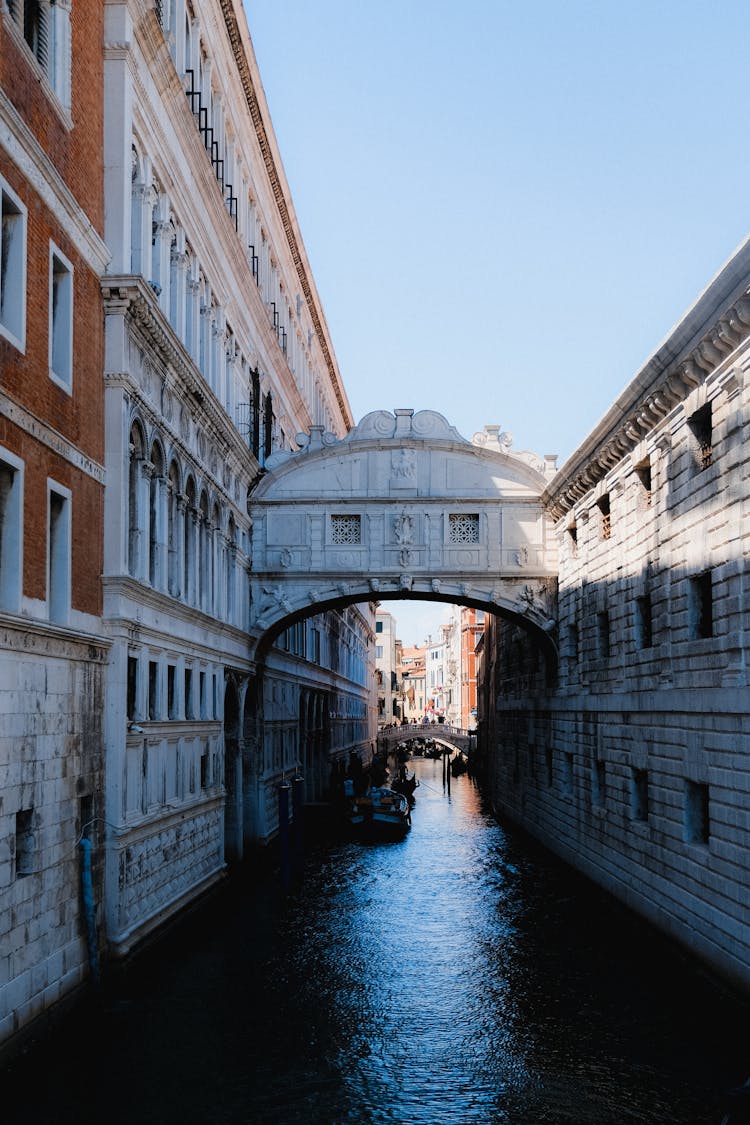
top-left (448, 513), bottom-right (479, 544)
top-left (690, 571), bottom-right (713, 639)
top-left (630, 768), bottom-right (648, 822)
top-left (567, 522), bottom-right (578, 556)
top-left (688, 403), bottom-right (712, 471)
top-left (635, 459), bottom-right (652, 508)
top-left (636, 594), bottom-right (653, 648)
top-left (331, 514), bottom-right (361, 544)
top-left (597, 494), bottom-right (611, 540)
top-left (684, 781), bottom-right (710, 844)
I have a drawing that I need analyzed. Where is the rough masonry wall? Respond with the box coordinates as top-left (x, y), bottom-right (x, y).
top-left (481, 284), bottom-right (750, 993)
top-left (0, 626), bottom-right (107, 1043)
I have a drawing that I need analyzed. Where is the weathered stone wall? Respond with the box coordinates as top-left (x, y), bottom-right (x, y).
top-left (479, 238), bottom-right (750, 994)
top-left (0, 625), bottom-right (107, 1043)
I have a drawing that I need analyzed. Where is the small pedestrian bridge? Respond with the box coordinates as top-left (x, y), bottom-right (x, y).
top-left (248, 409), bottom-right (560, 661)
top-left (377, 722), bottom-right (475, 757)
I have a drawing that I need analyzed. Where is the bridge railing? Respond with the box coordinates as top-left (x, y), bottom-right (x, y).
top-left (377, 722), bottom-right (476, 754)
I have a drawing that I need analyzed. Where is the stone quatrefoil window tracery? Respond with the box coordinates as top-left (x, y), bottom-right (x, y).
top-left (330, 514), bottom-right (361, 545)
top-left (448, 513), bottom-right (480, 544)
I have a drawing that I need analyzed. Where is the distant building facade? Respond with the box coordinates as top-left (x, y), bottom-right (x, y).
top-left (375, 607), bottom-right (398, 724)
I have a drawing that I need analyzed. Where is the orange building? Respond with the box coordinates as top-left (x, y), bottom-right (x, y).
top-left (460, 608), bottom-right (485, 729)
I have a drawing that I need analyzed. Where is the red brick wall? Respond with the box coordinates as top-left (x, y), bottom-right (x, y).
top-left (0, 6), bottom-right (104, 232)
top-left (0, 6), bottom-right (105, 617)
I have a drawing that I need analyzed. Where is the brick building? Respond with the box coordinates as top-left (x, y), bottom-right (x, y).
top-left (0, 1), bottom-right (109, 1044)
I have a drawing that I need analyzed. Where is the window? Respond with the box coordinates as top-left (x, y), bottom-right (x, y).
top-left (568, 621), bottom-right (579, 664)
top-left (185, 667), bottom-right (194, 719)
top-left (127, 655), bottom-right (139, 720)
top-left (567, 522), bottom-right (578, 556)
top-left (167, 664), bottom-right (176, 719)
top-left (330, 514), bottom-right (361, 544)
top-left (630, 768), bottom-right (648, 822)
top-left (688, 403), bottom-right (712, 471)
top-left (597, 611), bottom-right (610, 659)
top-left (48, 482), bottom-right (71, 624)
top-left (376, 620), bottom-right (383, 633)
top-left (684, 781), bottom-right (710, 845)
top-left (449, 513), bottom-right (480, 544)
top-left (636, 594), bottom-right (653, 649)
top-left (376, 645), bottom-right (383, 659)
top-left (597, 494), bottom-right (611, 540)
top-left (689, 572), bottom-right (713, 639)
top-left (5, 1), bottom-right (72, 111)
top-left (592, 758), bottom-right (606, 806)
top-left (0, 451), bottom-right (23, 612)
top-left (14, 808), bottom-right (35, 877)
top-left (635, 460), bottom-right (652, 508)
top-left (148, 660), bottom-right (159, 720)
top-left (0, 178), bottom-right (26, 349)
top-left (562, 752), bottom-right (574, 796)
top-left (49, 244), bottom-right (73, 390)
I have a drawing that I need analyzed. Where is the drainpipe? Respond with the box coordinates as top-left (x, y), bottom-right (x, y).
top-left (79, 836), bottom-right (101, 987)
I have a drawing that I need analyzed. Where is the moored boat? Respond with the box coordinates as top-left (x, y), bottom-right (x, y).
top-left (346, 786), bottom-right (411, 839)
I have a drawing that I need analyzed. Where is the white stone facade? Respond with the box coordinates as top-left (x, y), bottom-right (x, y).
top-left (98, 0), bottom-right (372, 958)
top-left (479, 236), bottom-right (750, 994)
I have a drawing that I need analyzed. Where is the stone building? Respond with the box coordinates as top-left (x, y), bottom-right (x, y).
top-left (0, 0), bottom-right (109, 1045)
top-left (99, 0), bottom-right (372, 956)
top-left (478, 236), bottom-right (750, 993)
top-left (375, 607), bottom-right (398, 725)
top-left (0, 0), bottom-right (376, 1050)
top-left (400, 644), bottom-right (426, 723)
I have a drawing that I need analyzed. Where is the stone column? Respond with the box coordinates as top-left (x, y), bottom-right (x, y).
top-left (150, 473), bottom-right (168, 591)
top-left (170, 230), bottom-right (188, 340)
top-left (152, 209), bottom-right (173, 317)
top-left (139, 460), bottom-right (156, 584)
top-left (186, 271), bottom-right (201, 364)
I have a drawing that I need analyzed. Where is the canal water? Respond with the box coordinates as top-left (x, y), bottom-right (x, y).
top-left (4, 758), bottom-right (748, 1125)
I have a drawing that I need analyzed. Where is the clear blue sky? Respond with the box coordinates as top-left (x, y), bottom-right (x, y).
top-left (244, 0), bottom-right (750, 643)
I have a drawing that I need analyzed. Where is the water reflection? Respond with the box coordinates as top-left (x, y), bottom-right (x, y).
top-left (3, 758), bottom-right (747, 1124)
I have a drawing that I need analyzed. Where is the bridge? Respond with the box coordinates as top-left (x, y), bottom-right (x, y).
top-left (377, 722), bottom-right (475, 757)
top-left (248, 409), bottom-right (560, 661)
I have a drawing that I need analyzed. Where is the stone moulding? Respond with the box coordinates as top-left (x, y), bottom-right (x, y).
top-left (102, 275), bottom-right (254, 478)
top-left (544, 239), bottom-right (750, 521)
top-left (217, 0), bottom-right (352, 429)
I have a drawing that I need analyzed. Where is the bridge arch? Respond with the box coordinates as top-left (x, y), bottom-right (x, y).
top-left (248, 409), bottom-right (560, 664)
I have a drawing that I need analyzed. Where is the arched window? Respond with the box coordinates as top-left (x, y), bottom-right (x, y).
top-left (198, 490), bottom-right (209, 610)
top-left (167, 460), bottom-right (181, 597)
top-left (184, 476), bottom-right (196, 603)
top-left (149, 442), bottom-right (164, 587)
top-left (128, 422), bottom-right (146, 577)
top-left (226, 515), bottom-right (236, 623)
top-left (211, 500), bottom-right (221, 616)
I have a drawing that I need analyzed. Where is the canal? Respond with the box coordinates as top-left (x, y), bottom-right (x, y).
top-left (3, 757), bottom-right (748, 1124)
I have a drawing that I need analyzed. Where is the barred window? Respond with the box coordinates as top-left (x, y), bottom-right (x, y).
top-left (331, 514), bottom-right (361, 544)
top-left (448, 513), bottom-right (479, 544)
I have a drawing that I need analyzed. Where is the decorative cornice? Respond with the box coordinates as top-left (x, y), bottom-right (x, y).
top-left (544, 248), bottom-right (750, 521)
top-left (101, 274), bottom-right (259, 487)
top-left (0, 389), bottom-right (106, 484)
top-left (217, 1), bottom-right (353, 430)
top-left (0, 90), bottom-right (108, 272)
